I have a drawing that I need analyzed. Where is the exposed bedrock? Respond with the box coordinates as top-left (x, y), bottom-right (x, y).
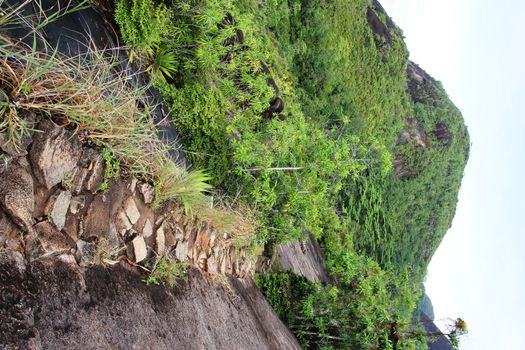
top-left (0, 252), bottom-right (300, 350)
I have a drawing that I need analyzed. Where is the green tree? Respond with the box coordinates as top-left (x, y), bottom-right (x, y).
top-left (389, 317), bottom-right (468, 350)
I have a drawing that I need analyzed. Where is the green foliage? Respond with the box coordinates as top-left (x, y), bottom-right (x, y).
top-left (97, 147), bottom-right (121, 192)
top-left (143, 256), bottom-right (188, 287)
top-left (147, 45), bottom-right (178, 80)
top-left (114, 0), bottom-right (172, 50)
top-left (256, 261), bottom-right (422, 349)
top-left (341, 77), bottom-right (470, 280)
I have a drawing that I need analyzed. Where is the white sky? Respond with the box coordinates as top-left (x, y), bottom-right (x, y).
top-left (380, 0), bottom-right (525, 349)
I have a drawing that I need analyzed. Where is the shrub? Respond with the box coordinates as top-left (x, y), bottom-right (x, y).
top-left (114, 0), bottom-right (172, 50)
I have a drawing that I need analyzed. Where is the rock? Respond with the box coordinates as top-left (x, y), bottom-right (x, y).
top-left (0, 134), bottom-right (31, 157)
top-left (57, 253), bottom-right (78, 266)
top-left (142, 219), bottom-right (153, 238)
top-left (132, 236), bottom-right (147, 263)
top-left (197, 251), bottom-right (207, 271)
top-left (63, 213), bottom-right (79, 241)
top-left (139, 183), bottom-right (154, 204)
top-left (30, 120), bottom-right (82, 189)
top-left (69, 195), bottom-right (86, 215)
top-left (105, 223), bottom-right (122, 254)
top-left (129, 178), bottom-right (138, 193)
top-left (124, 197), bottom-right (140, 225)
top-left (156, 226), bottom-right (165, 256)
top-left (50, 191), bottom-right (71, 231)
top-left (72, 148), bottom-right (105, 194)
top-left (275, 233), bottom-right (331, 283)
top-left (0, 253), bottom-right (302, 350)
top-left (83, 195), bottom-right (110, 240)
top-left (117, 210), bottom-right (133, 233)
top-left (27, 221), bottom-right (76, 260)
top-left (207, 256), bottom-right (217, 275)
top-left (76, 240), bottom-right (97, 266)
top-left (0, 153), bottom-right (13, 174)
top-left (175, 241), bottom-right (188, 262)
top-left (0, 162), bottom-right (34, 232)
top-left (9, 250), bottom-right (27, 273)
top-left (0, 209), bottom-right (19, 242)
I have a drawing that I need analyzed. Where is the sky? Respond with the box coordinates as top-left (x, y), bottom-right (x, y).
top-left (380, 0), bottom-right (525, 349)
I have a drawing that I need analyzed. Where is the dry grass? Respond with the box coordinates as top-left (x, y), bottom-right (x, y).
top-left (0, 2), bottom-right (211, 211)
top-left (198, 193), bottom-right (260, 251)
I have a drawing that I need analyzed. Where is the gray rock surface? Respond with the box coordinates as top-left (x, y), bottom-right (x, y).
top-left (50, 191), bottom-right (72, 231)
top-left (0, 254), bottom-right (301, 350)
top-left (72, 148), bottom-right (105, 194)
top-left (76, 240), bottom-right (97, 267)
top-left (27, 221), bottom-right (76, 260)
top-left (139, 182), bottom-right (154, 204)
top-left (0, 161), bottom-right (34, 232)
top-left (276, 233), bottom-right (331, 283)
top-left (30, 120), bottom-right (82, 189)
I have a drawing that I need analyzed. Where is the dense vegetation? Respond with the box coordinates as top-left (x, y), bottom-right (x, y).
top-left (114, 0), bottom-right (469, 348)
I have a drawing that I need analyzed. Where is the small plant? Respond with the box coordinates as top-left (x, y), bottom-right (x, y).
top-left (97, 147), bottom-right (121, 192)
top-left (147, 46), bottom-right (178, 80)
top-left (153, 162), bottom-right (212, 213)
top-left (143, 256), bottom-right (188, 287)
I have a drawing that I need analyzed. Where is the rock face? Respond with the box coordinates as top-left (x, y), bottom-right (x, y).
top-left (0, 160), bottom-right (34, 232)
top-left (275, 233), bottom-right (331, 283)
top-left (420, 311), bottom-right (453, 350)
top-left (30, 120), bottom-right (82, 189)
top-left (0, 253), bottom-right (301, 350)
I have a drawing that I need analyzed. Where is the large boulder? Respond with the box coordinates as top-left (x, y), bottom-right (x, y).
top-left (30, 120), bottom-right (82, 189)
top-left (0, 160), bottom-right (34, 232)
top-left (0, 254), bottom-right (301, 350)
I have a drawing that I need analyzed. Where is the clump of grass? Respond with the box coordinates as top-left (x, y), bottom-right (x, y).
top-left (97, 147), bottom-right (121, 192)
top-left (153, 161), bottom-right (213, 212)
top-left (197, 193), bottom-right (261, 254)
top-left (143, 256), bottom-right (188, 287)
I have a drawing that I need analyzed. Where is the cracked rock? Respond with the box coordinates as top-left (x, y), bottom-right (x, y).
top-left (26, 221), bottom-right (76, 260)
top-left (142, 219), bottom-right (153, 238)
top-left (132, 236), bottom-right (147, 262)
top-left (139, 183), bottom-right (154, 204)
top-left (50, 191), bottom-right (71, 231)
top-left (0, 162), bottom-right (34, 232)
top-left (72, 148), bottom-right (105, 194)
top-left (30, 120), bottom-right (82, 189)
top-left (125, 197), bottom-right (140, 225)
